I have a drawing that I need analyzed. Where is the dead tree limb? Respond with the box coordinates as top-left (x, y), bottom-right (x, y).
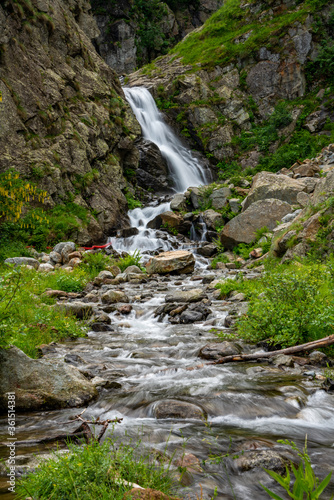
top-left (209, 334), bottom-right (334, 365)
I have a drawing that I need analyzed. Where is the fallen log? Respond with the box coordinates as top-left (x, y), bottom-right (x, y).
top-left (209, 334), bottom-right (334, 365)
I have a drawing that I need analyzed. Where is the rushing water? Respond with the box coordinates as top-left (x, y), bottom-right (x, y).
top-left (112, 87), bottom-right (209, 254)
top-left (124, 86), bottom-right (207, 192)
top-left (1, 270), bottom-right (334, 499)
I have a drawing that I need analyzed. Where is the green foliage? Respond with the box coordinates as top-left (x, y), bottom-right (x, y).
top-left (0, 169), bottom-right (49, 226)
top-left (83, 252), bottom-right (111, 275)
top-left (49, 269), bottom-right (88, 293)
top-left (233, 102), bottom-right (293, 153)
top-left (170, 0), bottom-right (323, 69)
top-left (211, 252), bottom-right (229, 269)
top-left (237, 262), bottom-right (334, 347)
top-left (16, 434), bottom-right (175, 500)
top-left (261, 439), bottom-right (332, 500)
top-left (161, 222), bottom-right (179, 235)
top-left (114, 250), bottom-right (144, 272)
top-left (124, 189), bottom-right (143, 210)
top-left (0, 266), bottom-right (86, 357)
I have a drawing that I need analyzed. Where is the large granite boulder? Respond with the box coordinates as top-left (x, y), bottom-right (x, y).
top-left (209, 187), bottom-right (231, 210)
top-left (312, 170), bottom-right (334, 205)
top-left (243, 172), bottom-right (307, 210)
top-left (220, 199), bottom-right (292, 249)
top-left (0, 347), bottom-right (98, 412)
top-left (146, 250), bottom-right (195, 275)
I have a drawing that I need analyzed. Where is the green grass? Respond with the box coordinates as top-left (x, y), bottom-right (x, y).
top-left (170, 0), bottom-right (328, 69)
top-left (215, 259), bottom-right (334, 349)
top-left (114, 249), bottom-right (145, 272)
top-left (16, 434), bottom-right (176, 500)
top-left (0, 266), bottom-right (94, 357)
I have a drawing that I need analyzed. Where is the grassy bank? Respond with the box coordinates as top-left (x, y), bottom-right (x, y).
top-left (16, 434), bottom-right (176, 500)
top-left (216, 259), bottom-right (334, 350)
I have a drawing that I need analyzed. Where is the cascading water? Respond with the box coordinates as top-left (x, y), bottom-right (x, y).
top-left (111, 86), bottom-right (209, 254)
top-left (124, 86), bottom-right (207, 192)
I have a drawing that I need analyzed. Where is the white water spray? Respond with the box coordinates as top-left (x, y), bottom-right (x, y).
top-left (112, 86), bottom-right (209, 253)
top-left (124, 86), bottom-right (207, 192)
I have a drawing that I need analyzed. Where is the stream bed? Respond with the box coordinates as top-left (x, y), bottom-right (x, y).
top-left (1, 266), bottom-right (334, 499)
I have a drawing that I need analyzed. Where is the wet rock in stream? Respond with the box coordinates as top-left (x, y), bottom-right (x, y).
top-left (154, 400), bottom-right (205, 420)
top-left (0, 346), bottom-right (98, 411)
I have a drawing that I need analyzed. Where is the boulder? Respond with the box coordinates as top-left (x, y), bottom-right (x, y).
top-left (60, 243), bottom-right (77, 263)
top-left (49, 251), bottom-right (62, 263)
top-left (180, 310), bottom-right (203, 323)
top-left (136, 139), bottom-right (170, 192)
top-left (170, 193), bottom-right (187, 211)
top-left (0, 346), bottom-right (97, 411)
top-left (229, 198), bottom-right (242, 213)
top-left (94, 270), bottom-right (114, 285)
top-left (124, 265), bottom-right (143, 275)
top-left (59, 301), bottom-right (96, 319)
top-left (312, 170), bottom-right (334, 205)
top-left (203, 209), bottom-right (223, 229)
top-left (209, 187), bottom-right (231, 210)
top-left (291, 162), bottom-right (320, 177)
top-left (243, 172), bottom-right (307, 210)
top-left (154, 400), bottom-right (205, 420)
top-left (165, 289), bottom-right (205, 303)
top-left (160, 211), bottom-right (183, 229)
top-left (234, 450), bottom-right (289, 474)
top-left (297, 191), bottom-right (310, 207)
top-left (68, 257), bottom-right (81, 268)
top-left (101, 290), bottom-right (130, 304)
top-left (146, 250), bottom-right (195, 275)
top-left (38, 263), bottom-right (55, 272)
top-left (220, 199), bottom-right (292, 249)
top-left (199, 342), bottom-right (241, 360)
top-left (53, 241), bottom-right (76, 255)
top-left (4, 257), bottom-right (39, 269)
top-left (197, 243), bottom-right (218, 257)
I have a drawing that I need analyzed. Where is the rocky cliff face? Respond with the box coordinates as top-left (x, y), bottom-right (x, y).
top-left (0, 0), bottom-right (142, 244)
top-left (91, 0), bottom-right (223, 74)
top-left (127, 0), bottom-right (334, 175)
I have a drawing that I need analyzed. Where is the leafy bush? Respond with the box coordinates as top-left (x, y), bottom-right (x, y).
top-left (17, 434), bottom-right (175, 500)
top-left (83, 252), bottom-right (111, 275)
top-left (115, 250), bottom-right (144, 272)
top-left (237, 263), bottom-right (334, 347)
top-left (49, 269), bottom-right (88, 293)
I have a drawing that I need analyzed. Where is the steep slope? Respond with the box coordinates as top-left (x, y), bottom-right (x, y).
top-left (0, 0), bottom-right (141, 245)
top-left (91, 0), bottom-right (223, 74)
top-left (128, 0), bottom-right (334, 179)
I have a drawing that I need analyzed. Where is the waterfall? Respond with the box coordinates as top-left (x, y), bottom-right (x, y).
top-left (112, 86), bottom-right (209, 254)
top-left (124, 86), bottom-right (207, 192)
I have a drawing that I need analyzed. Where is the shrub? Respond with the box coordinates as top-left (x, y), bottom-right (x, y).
top-left (83, 252), bottom-right (111, 275)
top-left (115, 250), bottom-right (144, 272)
top-left (49, 269), bottom-right (88, 293)
top-left (16, 434), bottom-right (175, 500)
top-left (237, 263), bottom-right (334, 347)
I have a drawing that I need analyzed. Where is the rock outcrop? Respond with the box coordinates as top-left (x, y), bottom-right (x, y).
top-left (0, 346), bottom-right (97, 411)
top-left (220, 199), bottom-right (292, 249)
top-left (92, 0), bottom-right (223, 74)
top-left (0, 0), bottom-right (142, 244)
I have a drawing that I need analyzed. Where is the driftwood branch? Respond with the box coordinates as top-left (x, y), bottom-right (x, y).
top-left (1, 410), bottom-right (123, 447)
top-left (209, 334), bottom-right (334, 365)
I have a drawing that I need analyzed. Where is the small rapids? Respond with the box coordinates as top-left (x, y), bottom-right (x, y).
top-left (1, 271), bottom-right (334, 499)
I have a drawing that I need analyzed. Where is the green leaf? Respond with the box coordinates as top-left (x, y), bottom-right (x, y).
top-left (312, 472), bottom-right (332, 499)
top-left (263, 468), bottom-right (291, 490)
top-left (260, 484), bottom-right (285, 500)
